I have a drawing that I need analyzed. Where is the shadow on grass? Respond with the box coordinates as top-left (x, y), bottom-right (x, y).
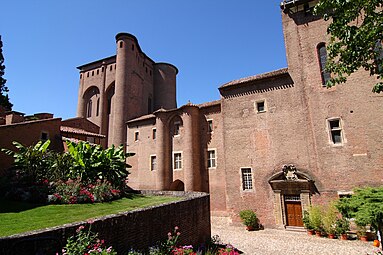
top-left (0, 197), bottom-right (44, 213)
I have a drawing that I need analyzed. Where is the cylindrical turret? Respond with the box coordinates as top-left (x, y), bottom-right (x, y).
top-left (153, 63), bottom-right (178, 111)
top-left (111, 33), bottom-right (133, 147)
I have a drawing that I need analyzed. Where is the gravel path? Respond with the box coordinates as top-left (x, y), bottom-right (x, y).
top-left (211, 217), bottom-right (379, 255)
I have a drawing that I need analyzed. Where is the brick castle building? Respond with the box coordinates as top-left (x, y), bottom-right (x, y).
top-left (76, 0), bottom-right (383, 228)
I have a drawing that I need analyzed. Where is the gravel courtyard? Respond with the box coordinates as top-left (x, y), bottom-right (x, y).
top-left (211, 217), bottom-right (379, 255)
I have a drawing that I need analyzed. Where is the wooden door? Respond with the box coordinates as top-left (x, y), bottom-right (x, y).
top-left (285, 201), bottom-right (303, 227)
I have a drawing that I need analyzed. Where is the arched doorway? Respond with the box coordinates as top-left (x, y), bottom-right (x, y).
top-left (170, 179), bottom-right (185, 191)
top-left (268, 164), bottom-right (316, 228)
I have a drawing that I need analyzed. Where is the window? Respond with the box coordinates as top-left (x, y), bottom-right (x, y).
top-left (152, 128), bottom-right (156, 139)
top-left (241, 168), bottom-right (253, 190)
top-left (119, 41), bottom-right (123, 48)
top-left (173, 152), bottom-right (182, 170)
top-left (92, 71), bottom-right (94, 76)
top-left (207, 119), bottom-right (213, 133)
top-left (87, 72), bottom-right (89, 77)
top-left (97, 69), bottom-right (99, 75)
top-left (317, 43), bottom-right (331, 86)
top-left (96, 98), bottom-right (100, 116)
top-left (134, 131), bottom-right (139, 141)
top-left (328, 118), bottom-right (343, 144)
top-left (174, 122), bottom-right (180, 136)
top-left (131, 44), bottom-right (134, 51)
top-left (207, 149), bottom-right (216, 168)
top-left (87, 99), bottom-right (92, 117)
top-left (148, 97), bottom-right (152, 113)
top-left (256, 101), bottom-right (265, 113)
top-left (110, 65), bottom-right (113, 71)
top-left (41, 132), bottom-right (49, 141)
top-left (150, 155), bottom-right (157, 171)
top-left (374, 40), bottom-right (383, 73)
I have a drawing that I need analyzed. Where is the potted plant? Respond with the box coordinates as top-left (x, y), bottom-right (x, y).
top-left (335, 217), bottom-right (350, 240)
top-left (357, 224), bottom-right (368, 242)
top-left (239, 210), bottom-right (258, 231)
top-left (302, 210), bottom-right (315, 235)
top-left (308, 205), bottom-right (323, 237)
top-left (323, 202), bottom-right (338, 239)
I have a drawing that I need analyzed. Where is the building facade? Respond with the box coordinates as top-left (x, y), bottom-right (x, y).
top-left (77, 0), bottom-right (383, 228)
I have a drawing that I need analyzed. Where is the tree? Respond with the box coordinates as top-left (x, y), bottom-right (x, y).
top-left (0, 35), bottom-right (12, 110)
top-left (336, 186), bottom-right (383, 248)
top-left (314, 0), bottom-right (383, 93)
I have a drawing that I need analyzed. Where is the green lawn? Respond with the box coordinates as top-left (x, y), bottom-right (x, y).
top-left (0, 195), bottom-right (179, 237)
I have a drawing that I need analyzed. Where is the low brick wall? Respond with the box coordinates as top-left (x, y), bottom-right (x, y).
top-left (0, 191), bottom-right (211, 255)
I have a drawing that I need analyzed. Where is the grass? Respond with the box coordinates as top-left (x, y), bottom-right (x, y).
top-left (0, 195), bottom-right (179, 237)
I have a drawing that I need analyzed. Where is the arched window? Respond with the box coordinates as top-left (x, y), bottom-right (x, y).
top-left (317, 43), bottom-right (331, 86)
top-left (87, 99), bottom-right (92, 117)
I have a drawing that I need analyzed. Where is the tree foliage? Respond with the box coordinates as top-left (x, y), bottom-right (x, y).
top-left (314, 0), bottom-right (383, 93)
top-left (0, 35), bottom-right (12, 110)
top-left (336, 186), bottom-right (383, 247)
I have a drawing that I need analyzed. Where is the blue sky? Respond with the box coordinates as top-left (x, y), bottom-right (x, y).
top-left (1, 1), bottom-right (287, 119)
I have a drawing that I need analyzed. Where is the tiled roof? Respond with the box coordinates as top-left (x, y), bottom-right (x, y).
top-left (60, 126), bottom-right (105, 138)
top-left (127, 114), bottom-right (156, 123)
top-left (197, 100), bottom-right (221, 108)
top-left (219, 68), bottom-right (289, 89)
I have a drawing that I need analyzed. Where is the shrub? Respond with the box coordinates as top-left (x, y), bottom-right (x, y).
top-left (50, 179), bottom-right (120, 204)
top-left (302, 210), bottom-right (313, 230)
top-left (308, 205), bottom-right (323, 232)
top-left (239, 210), bottom-right (258, 229)
top-left (322, 202), bottom-right (338, 234)
top-left (335, 217), bottom-right (350, 235)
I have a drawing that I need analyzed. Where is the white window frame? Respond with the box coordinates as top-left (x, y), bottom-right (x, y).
top-left (150, 154), bottom-right (157, 171)
top-left (173, 151), bottom-right (183, 170)
top-left (241, 167), bottom-right (253, 191)
top-left (327, 118), bottom-right (343, 145)
top-left (207, 149), bottom-right (216, 169)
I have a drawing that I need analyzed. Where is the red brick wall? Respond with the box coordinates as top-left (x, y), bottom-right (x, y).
top-left (0, 191), bottom-right (211, 255)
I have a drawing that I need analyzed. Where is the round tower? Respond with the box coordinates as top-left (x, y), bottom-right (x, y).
top-left (153, 63), bottom-right (178, 111)
top-left (111, 33), bottom-right (136, 147)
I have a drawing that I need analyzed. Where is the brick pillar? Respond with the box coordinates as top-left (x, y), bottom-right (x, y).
top-left (183, 106), bottom-right (201, 191)
top-left (155, 113), bottom-right (172, 190)
top-left (99, 62), bottom-right (108, 147)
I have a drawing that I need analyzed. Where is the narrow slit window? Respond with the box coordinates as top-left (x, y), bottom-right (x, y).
top-left (207, 120), bottom-right (213, 133)
top-left (134, 131), bottom-right (139, 142)
top-left (87, 99), bottom-right (92, 117)
top-left (318, 43), bottom-right (331, 86)
top-left (96, 98), bottom-right (100, 116)
top-left (152, 128), bottom-right (156, 140)
top-left (150, 155), bottom-right (157, 171)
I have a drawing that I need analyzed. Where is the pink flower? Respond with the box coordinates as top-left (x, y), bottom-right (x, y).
top-left (177, 232), bottom-right (181, 236)
top-left (87, 219), bottom-right (95, 224)
top-left (174, 226), bottom-right (179, 230)
top-left (76, 225), bottom-right (85, 233)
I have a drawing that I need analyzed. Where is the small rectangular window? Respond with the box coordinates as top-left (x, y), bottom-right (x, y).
top-left (134, 131), bottom-right (139, 142)
top-left (150, 155), bottom-right (157, 171)
top-left (241, 168), bottom-right (253, 190)
top-left (207, 149), bottom-right (216, 168)
top-left (328, 118), bottom-right (343, 144)
top-left (173, 152), bottom-right (182, 170)
top-left (152, 128), bottom-right (156, 139)
top-left (41, 132), bottom-right (49, 141)
top-left (207, 119), bottom-right (213, 133)
top-left (256, 101), bottom-right (265, 113)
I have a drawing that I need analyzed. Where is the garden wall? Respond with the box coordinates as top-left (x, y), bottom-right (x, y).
top-left (0, 191), bottom-right (211, 255)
